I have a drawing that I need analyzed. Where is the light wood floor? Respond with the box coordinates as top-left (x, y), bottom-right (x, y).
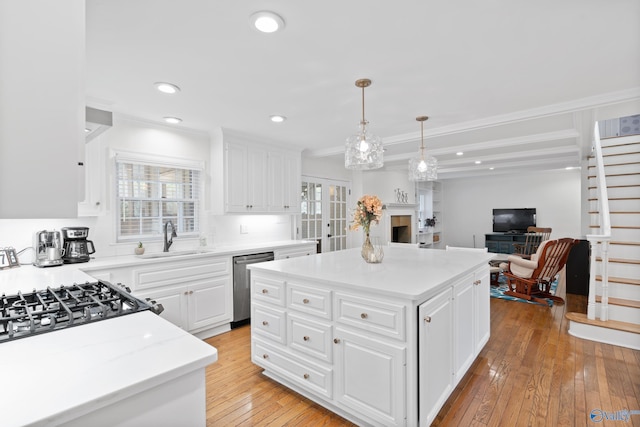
top-left (204, 281), bottom-right (640, 426)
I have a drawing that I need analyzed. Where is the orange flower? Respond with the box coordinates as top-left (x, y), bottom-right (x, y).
top-left (350, 195), bottom-right (383, 234)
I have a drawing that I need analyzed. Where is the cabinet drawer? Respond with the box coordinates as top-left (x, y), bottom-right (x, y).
top-left (288, 313), bottom-right (332, 363)
top-left (287, 282), bottom-right (331, 319)
top-left (252, 275), bottom-right (285, 306)
top-left (335, 293), bottom-right (406, 340)
top-left (135, 257), bottom-right (230, 290)
top-left (252, 303), bottom-right (286, 344)
top-left (274, 245), bottom-right (315, 260)
top-left (253, 338), bottom-right (332, 399)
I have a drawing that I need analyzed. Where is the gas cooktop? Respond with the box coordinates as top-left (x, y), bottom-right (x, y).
top-left (0, 281), bottom-right (163, 342)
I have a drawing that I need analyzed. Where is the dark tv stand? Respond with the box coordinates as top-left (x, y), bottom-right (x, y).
top-left (485, 232), bottom-right (526, 254)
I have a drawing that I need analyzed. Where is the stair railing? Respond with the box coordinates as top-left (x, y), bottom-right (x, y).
top-left (586, 122), bottom-right (612, 321)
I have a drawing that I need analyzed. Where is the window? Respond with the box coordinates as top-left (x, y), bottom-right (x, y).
top-left (115, 156), bottom-right (201, 242)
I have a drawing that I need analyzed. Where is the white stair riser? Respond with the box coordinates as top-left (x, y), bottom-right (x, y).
top-left (611, 228), bottom-right (640, 241)
top-left (590, 214), bottom-right (640, 227)
top-left (589, 199), bottom-right (640, 211)
top-left (568, 321), bottom-right (640, 350)
top-left (594, 303), bottom-right (640, 324)
top-left (596, 282), bottom-right (640, 300)
top-left (600, 135), bottom-right (640, 147)
top-left (607, 244), bottom-right (640, 259)
top-left (589, 174), bottom-right (640, 186)
top-left (589, 160), bottom-right (640, 174)
top-left (589, 186), bottom-right (640, 199)
top-left (596, 261), bottom-right (640, 278)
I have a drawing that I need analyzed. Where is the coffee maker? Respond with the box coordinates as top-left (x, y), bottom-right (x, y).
top-left (33, 230), bottom-right (65, 267)
top-left (61, 227), bottom-right (95, 263)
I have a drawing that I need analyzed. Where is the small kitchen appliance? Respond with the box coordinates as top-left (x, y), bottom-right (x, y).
top-left (33, 230), bottom-right (65, 268)
top-left (61, 227), bottom-right (95, 264)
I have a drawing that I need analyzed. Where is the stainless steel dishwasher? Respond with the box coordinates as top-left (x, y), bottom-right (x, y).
top-left (232, 252), bottom-right (274, 328)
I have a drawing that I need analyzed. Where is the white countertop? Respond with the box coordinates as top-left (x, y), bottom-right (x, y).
top-left (249, 247), bottom-right (495, 302)
top-left (0, 311), bottom-right (217, 427)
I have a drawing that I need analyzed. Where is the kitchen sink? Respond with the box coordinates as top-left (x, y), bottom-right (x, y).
top-left (137, 250), bottom-right (206, 259)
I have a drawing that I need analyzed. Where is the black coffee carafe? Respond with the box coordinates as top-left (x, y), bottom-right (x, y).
top-left (61, 227), bottom-right (95, 263)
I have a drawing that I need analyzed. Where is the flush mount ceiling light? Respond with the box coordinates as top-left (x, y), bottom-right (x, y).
top-left (408, 116), bottom-right (438, 181)
top-left (154, 82), bottom-right (181, 94)
top-left (345, 78), bottom-right (383, 170)
top-left (163, 116), bottom-right (182, 124)
top-left (250, 11), bottom-right (285, 33)
top-left (270, 115), bottom-right (286, 123)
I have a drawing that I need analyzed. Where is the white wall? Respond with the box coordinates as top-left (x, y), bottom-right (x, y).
top-left (442, 169), bottom-right (582, 249)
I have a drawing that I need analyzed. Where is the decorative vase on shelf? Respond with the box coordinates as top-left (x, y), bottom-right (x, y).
top-left (361, 233), bottom-right (384, 263)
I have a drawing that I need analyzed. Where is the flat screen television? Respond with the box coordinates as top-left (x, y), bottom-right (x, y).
top-left (492, 208), bottom-right (536, 233)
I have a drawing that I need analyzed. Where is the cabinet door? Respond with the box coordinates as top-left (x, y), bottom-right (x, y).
top-left (418, 287), bottom-right (453, 427)
top-left (247, 147), bottom-right (267, 211)
top-left (334, 327), bottom-right (406, 426)
top-left (453, 275), bottom-right (475, 384)
top-left (136, 286), bottom-right (188, 330)
top-left (283, 151), bottom-right (301, 213)
top-left (188, 276), bottom-right (231, 331)
top-left (474, 269), bottom-right (491, 354)
top-left (267, 150), bottom-right (286, 212)
top-left (224, 142), bottom-right (248, 212)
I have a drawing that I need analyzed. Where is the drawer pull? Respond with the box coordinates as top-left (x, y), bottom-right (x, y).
top-left (303, 335), bottom-right (310, 341)
top-left (261, 289), bottom-right (268, 294)
top-left (303, 373), bottom-right (309, 379)
top-left (360, 313), bottom-right (368, 319)
top-left (302, 298), bottom-right (310, 304)
top-left (424, 316), bottom-right (432, 323)
top-left (262, 321), bottom-right (269, 326)
top-left (333, 338), bottom-right (340, 344)
top-left (262, 354), bottom-right (269, 359)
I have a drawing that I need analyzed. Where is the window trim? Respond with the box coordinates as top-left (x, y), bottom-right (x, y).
top-left (111, 149), bottom-right (205, 243)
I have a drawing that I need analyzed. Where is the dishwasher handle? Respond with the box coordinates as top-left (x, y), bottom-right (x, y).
top-left (233, 253), bottom-right (274, 265)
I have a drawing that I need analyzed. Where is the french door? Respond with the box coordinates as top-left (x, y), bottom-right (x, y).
top-left (300, 177), bottom-right (350, 253)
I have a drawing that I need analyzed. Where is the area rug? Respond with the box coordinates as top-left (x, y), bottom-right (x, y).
top-left (490, 274), bottom-right (558, 306)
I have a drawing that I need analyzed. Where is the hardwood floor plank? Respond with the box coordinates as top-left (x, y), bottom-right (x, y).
top-left (202, 281), bottom-right (640, 426)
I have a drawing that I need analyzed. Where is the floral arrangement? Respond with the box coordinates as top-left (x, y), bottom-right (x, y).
top-left (350, 194), bottom-right (383, 235)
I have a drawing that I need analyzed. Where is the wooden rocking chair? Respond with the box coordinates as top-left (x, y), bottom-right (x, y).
top-left (511, 226), bottom-right (552, 259)
top-left (502, 238), bottom-right (578, 305)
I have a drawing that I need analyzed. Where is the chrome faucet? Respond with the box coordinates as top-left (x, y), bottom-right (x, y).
top-left (163, 220), bottom-right (177, 252)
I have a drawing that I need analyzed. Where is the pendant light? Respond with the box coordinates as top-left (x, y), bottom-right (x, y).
top-left (345, 79), bottom-right (384, 170)
top-left (408, 116), bottom-right (437, 181)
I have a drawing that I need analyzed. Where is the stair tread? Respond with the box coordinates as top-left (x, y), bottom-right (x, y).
top-left (588, 172), bottom-right (640, 178)
top-left (588, 184), bottom-right (640, 189)
top-left (566, 312), bottom-right (640, 334)
top-left (589, 225), bottom-right (640, 229)
top-left (610, 241), bottom-right (640, 246)
top-left (588, 211), bottom-right (640, 214)
top-left (595, 295), bottom-right (640, 308)
top-left (596, 257), bottom-right (640, 264)
top-left (588, 197), bottom-right (640, 201)
top-left (596, 275), bottom-right (640, 285)
top-left (602, 151), bottom-right (640, 157)
top-left (588, 161), bottom-right (640, 168)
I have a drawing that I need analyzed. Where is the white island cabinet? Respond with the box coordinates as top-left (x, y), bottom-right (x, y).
top-left (249, 247), bottom-right (493, 427)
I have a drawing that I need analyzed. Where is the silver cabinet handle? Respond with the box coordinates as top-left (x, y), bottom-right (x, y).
top-left (262, 321), bottom-right (268, 326)
top-left (360, 313), bottom-right (368, 319)
top-left (303, 336), bottom-right (309, 341)
top-left (424, 316), bottom-right (432, 323)
top-left (261, 289), bottom-right (268, 294)
top-left (302, 298), bottom-right (310, 304)
top-left (334, 338), bottom-right (340, 344)
top-left (262, 354), bottom-right (268, 359)
top-left (303, 373), bottom-right (309, 379)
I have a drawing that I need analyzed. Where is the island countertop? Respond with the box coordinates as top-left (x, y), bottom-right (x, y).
top-left (248, 246), bottom-right (495, 302)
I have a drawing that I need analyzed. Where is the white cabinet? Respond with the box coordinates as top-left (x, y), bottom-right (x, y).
top-left (0, 1), bottom-right (84, 218)
top-left (251, 272), bottom-right (407, 427)
top-left (212, 130), bottom-right (301, 214)
top-left (78, 138), bottom-right (107, 216)
top-left (268, 149), bottom-right (301, 212)
top-left (224, 142), bottom-right (267, 212)
top-left (419, 287), bottom-right (454, 426)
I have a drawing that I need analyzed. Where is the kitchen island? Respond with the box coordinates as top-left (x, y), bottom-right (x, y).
top-left (248, 246), bottom-right (494, 427)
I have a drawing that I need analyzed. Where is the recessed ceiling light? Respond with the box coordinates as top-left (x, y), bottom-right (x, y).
top-left (84, 128), bottom-right (91, 133)
top-left (154, 82), bottom-right (181, 94)
top-left (270, 115), bottom-right (286, 123)
top-left (456, 152), bottom-right (463, 156)
top-left (163, 116), bottom-right (182, 124)
top-left (250, 11), bottom-right (285, 33)
top-left (489, 167), bottom-right (495, 170)
top-left (475, 160), bottom-right (482, 164)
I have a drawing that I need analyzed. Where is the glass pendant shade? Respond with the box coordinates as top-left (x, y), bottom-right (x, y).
top-left (345, 121), bottom-right (384, 170)
top-left (345, 78), bottom-right (384, 170)
top-left (408, 116), bottom-right (437, 181)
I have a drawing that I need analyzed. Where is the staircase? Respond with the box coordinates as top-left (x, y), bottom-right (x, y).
top-left (566, 127), bottom-right (640, 350)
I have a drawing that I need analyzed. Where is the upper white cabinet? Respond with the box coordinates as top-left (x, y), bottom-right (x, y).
top-left (0, 1), bottom-right (84, 218)
top-left (212, 130), bottom-right (301, 214)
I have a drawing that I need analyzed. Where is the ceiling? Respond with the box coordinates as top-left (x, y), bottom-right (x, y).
top-left (85, 0), bottom-right (640, 179)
